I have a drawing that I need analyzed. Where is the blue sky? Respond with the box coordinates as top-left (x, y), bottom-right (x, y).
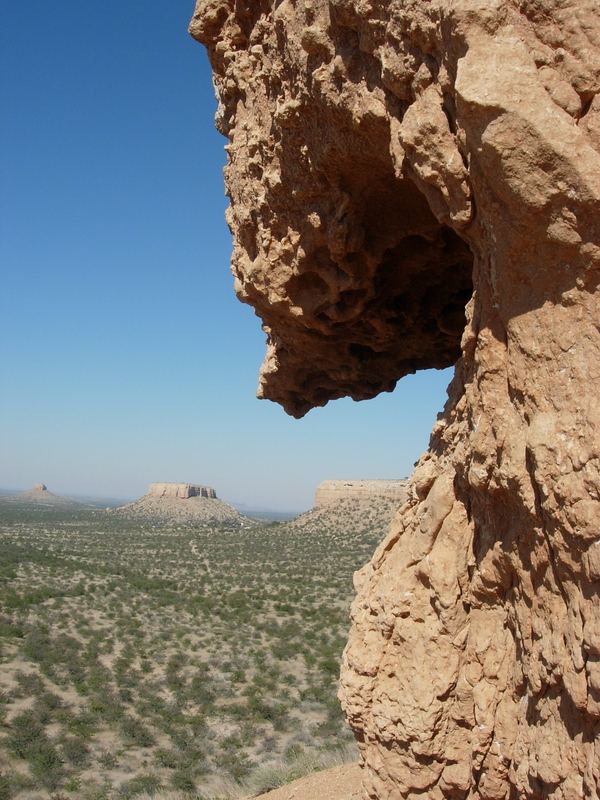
top-left (0, 1), bottom-right (453, 511)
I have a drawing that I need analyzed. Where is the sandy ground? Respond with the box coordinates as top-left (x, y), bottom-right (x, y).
top-left (255, 763), bottom-right (362, 800)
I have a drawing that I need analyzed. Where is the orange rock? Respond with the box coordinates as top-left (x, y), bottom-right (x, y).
top-left (191, 1), bottom-right (600, 796)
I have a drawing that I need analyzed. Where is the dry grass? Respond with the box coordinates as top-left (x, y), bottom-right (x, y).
top-left (130, 744), bottom-right (357, 799)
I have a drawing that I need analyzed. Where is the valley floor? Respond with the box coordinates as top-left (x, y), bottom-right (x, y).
top-left (0, 499), bottom-right (394, 799)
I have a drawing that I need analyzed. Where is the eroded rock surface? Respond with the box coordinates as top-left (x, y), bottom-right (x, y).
top-left (191, 2), bottom-right (600, 797)
top-left (316, 480), bottom-right (408, 507)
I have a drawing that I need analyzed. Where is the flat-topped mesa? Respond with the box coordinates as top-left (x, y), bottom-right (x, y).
top-left (315, 480), bottom-right (408, 507)
top-left (111, 484), bottom-right (248, 525)
top-left (192, 2), bottom-right (600, 798)
top-left (148, 483), bottom-right (217, 500)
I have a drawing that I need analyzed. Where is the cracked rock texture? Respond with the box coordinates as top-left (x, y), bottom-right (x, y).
top-left (191, 1), bottom-right (600, 797)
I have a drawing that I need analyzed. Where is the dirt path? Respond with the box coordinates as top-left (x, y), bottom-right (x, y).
top-left (255, 763), bottom-right (362, 800)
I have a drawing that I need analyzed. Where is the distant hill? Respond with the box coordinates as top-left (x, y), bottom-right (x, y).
top-left (287, 495), bottom-right (403, 536)
top-left (0, 484), bottom-right (86, 508)
top-left (109, 482), bottom-right (256, 527)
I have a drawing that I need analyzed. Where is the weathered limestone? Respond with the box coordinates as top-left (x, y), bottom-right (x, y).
top-left (315, 480), bottom-right (408, 507)
top-left (148, 482), bottom-right (217, 500)
top-left (192, 2), bottom-right (600, 798)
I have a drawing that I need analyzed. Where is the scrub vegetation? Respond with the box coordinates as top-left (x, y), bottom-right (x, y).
top-left (0, 500), bottom-right (394, 799)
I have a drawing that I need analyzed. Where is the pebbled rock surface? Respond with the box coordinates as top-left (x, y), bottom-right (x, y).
top-left (316, 480), bottom-right (408, 507)
top-left (192, 2), bottom-right (600, 798)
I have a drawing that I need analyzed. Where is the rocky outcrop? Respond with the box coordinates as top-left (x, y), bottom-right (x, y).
top-left (111, 484), bottom-right (250, 526)
top-left (315, 480), bottom-right (408, 507)
top-left (192, 2), bottom-right (600, 798)
top-left (148, 482), bottom-right (217, 499)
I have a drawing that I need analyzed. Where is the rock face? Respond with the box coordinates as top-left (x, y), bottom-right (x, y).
top-left (148, 482), bottom-right (217, 499)
top-left (315, 480), bottom-right (407, 507)
top-left (192, 2), bottom-right (600, 798)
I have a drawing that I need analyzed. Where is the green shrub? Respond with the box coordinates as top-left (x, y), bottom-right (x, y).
top-left (7, 710), bottom-right (44, 757)
top-left (98, 750), bottom-right (118, 769)
top-left (225, 750), bottom-right (253, 781)
top-left (61, 734), bottom-right (90, 766)
top-left (27, 738), bottom-right (64, 790)
top-left (118, 773), bottom-right (162, 798)
top-left (64, 775), bottom-right (82, 792)
top-left (120, 715), bottom-right (155, 747)
top-left (65, 710), bottom-right (97, 737)
top-left (14, 670), bottom-right (45, 697)
top-left (0, 772), bottom-right (12, 800)
top-left (170, 769), bottom-right (196, 792)
top-left (153, 748), bottom-right (179, 769)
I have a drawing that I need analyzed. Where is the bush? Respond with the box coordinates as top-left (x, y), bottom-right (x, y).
top-left (7, 711), bottom-right (44, 757)
top-left (65, 775), bottom-right (82, 792)
top-left (98, 750), bottom-right (118, 769)
top-left (226, 751), bottom-right (253, 781)
top-left (27, 738), bottom-right (64, 790)
top-left (61, 735), bottom-right (91, 766)
top-left (170, 769), bottom-right (196, 792)
top-left (118, 773), bottom-right (162, 798)
top-left (65, 711), bottom-right (97, 737)
top-left (153, 748), bottom-right (179, 769)
top-left (0, 772), bottom-right (12, 800)
top-left (14, 670), bottom-right (45, 697)
top-left (120, 715), bottom-right (155, 747)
